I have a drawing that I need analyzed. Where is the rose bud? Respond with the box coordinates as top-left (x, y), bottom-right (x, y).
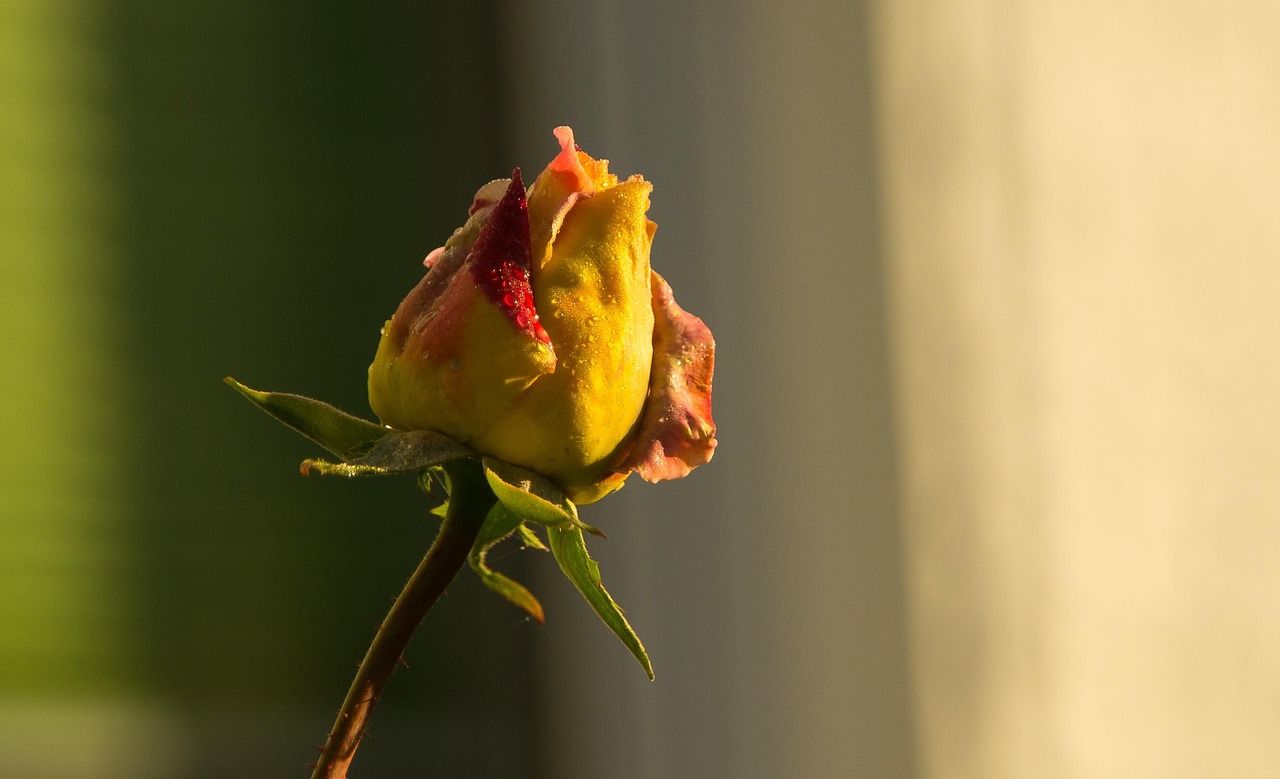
top-left (368, 127), bottom-right (716, 504)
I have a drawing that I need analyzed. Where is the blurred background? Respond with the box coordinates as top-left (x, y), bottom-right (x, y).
top-left (3, 0), bottom-right (1278, 777)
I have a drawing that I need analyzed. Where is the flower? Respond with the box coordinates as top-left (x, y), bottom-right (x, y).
top-left (368, 127), bottom-right (716, 503)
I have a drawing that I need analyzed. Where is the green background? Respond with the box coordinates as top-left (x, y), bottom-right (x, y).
top-left (2, 1), bottom-right (543, 775)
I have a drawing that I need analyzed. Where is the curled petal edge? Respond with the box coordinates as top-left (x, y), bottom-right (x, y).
top-left (528, 126), bottom-right (632, 277)
top-left (615, 271), bottom-right (717, 482)
top-left (550, 126), bottom-right (595, 194)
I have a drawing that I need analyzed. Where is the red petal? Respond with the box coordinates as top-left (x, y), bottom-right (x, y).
top-left (468, 170), bottom-right (550, 344)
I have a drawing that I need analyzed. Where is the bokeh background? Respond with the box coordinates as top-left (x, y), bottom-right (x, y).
top-left (3, 1), bottom-right (1278, 777)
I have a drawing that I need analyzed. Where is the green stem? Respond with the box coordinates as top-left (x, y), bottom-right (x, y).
top-left (310, 460), bottom-right (494, 779)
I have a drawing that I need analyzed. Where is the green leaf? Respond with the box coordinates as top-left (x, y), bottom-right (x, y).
top-left (468, 503), bottom-right (545, 623)
top-left (481, 457), bottom-right (602, 535)
top-left (225, 376), bottom-right (389, 459)
top-left (301, 429), bottom-right (475, 477)
top-left (548, 526), bottom-right (653, 680)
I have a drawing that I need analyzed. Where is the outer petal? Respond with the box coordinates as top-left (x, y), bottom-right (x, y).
top-left (616, 271), bottom-right (717, 482)
top-left (368, 172), bottom-right (556, 443)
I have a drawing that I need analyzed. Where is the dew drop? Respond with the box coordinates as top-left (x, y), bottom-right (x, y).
top-left (502, 292), bottom-right (516, 307)
top-left (515, 311), bottom-right (528, 328)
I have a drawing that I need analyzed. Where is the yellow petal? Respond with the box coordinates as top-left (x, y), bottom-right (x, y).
top-left (471, 173), bottom-right (656, 503)
top-left (368, 172), bottom-right (556, 443)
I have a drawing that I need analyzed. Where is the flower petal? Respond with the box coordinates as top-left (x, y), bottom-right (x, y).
top-left (395, 177), bottom-right (512, 337)
top-left (467, 170), bottom-right (551, 343)
top-left (616, 271), bottom-right (717, 482)
top-left (549, 126), bottom-right (595, 193)
top-left (472, 175), bottom-right (656, 504)
top-left (368, 173), bottom-right (556, 442)
top-left (527, 126), bottom-right (622, 277)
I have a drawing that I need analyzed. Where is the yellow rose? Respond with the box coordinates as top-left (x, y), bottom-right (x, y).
top-left (368, 127), bottom-right (716, 504)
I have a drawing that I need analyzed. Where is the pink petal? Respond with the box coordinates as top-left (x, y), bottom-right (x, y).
top-left (469, 177), bottom-right (511, 216)
top-left (549, 126), bottom-right (595, 195)
top-left (390, 172), bottom-right (548, 350)
top-left (617, 272), bottom-right (717, 482)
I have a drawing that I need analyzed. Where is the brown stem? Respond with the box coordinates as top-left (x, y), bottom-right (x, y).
top-left (311, 460), bottom-right (493, 779)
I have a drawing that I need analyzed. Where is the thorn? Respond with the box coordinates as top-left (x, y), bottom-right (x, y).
top-left (397, 655), bottom-right (410, 668)
top-left (315, 745), bottom-right (326, 753)
top-left (306, 762), bottom-right (318, 770)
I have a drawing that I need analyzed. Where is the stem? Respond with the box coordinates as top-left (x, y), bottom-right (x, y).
top-left (311, 460), bottom-right (494, 779)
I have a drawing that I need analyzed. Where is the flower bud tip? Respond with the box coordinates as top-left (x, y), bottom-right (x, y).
top-left (549, 126), bottom-right (594, 194)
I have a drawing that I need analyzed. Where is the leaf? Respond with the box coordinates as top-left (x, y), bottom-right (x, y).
top-left (481, 457), bottom-right (602, 535)
top-left (548, 526), bottom-right (653, 680)
top-left (468, 503), bottom-right (545, 623)
top-left (301, 429), bottom-right (475, 477)
top-left (225, 377), bottom-right (389, 459)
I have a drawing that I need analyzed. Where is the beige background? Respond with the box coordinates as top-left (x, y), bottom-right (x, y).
top-left (514, 0), bottom-right (1280, 777)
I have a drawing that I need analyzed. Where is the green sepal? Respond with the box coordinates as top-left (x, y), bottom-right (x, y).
top-left (548, 526), bottom-right (653, 680)
top-left (468, 503), bottom-right (545, 623)
top-left (301, 429), bottom-right (475, 478)
top-left (225, 377), bottom-right (388, 459)
top-left (517, 523), bottom-right (548, 551)
top-left (481, 457), bottom-right (603, 536)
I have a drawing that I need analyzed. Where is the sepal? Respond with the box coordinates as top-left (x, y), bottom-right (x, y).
top-left (468, 503), bottom-right (546, 623)
top-left (482, 457), bottom-right (602, 536)
top-left (300, 430), bottom-right (474, 477)
top-left (225, 377), bottom-right (388, 459)
top-left (548, 526), bottom-right (654, 680)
